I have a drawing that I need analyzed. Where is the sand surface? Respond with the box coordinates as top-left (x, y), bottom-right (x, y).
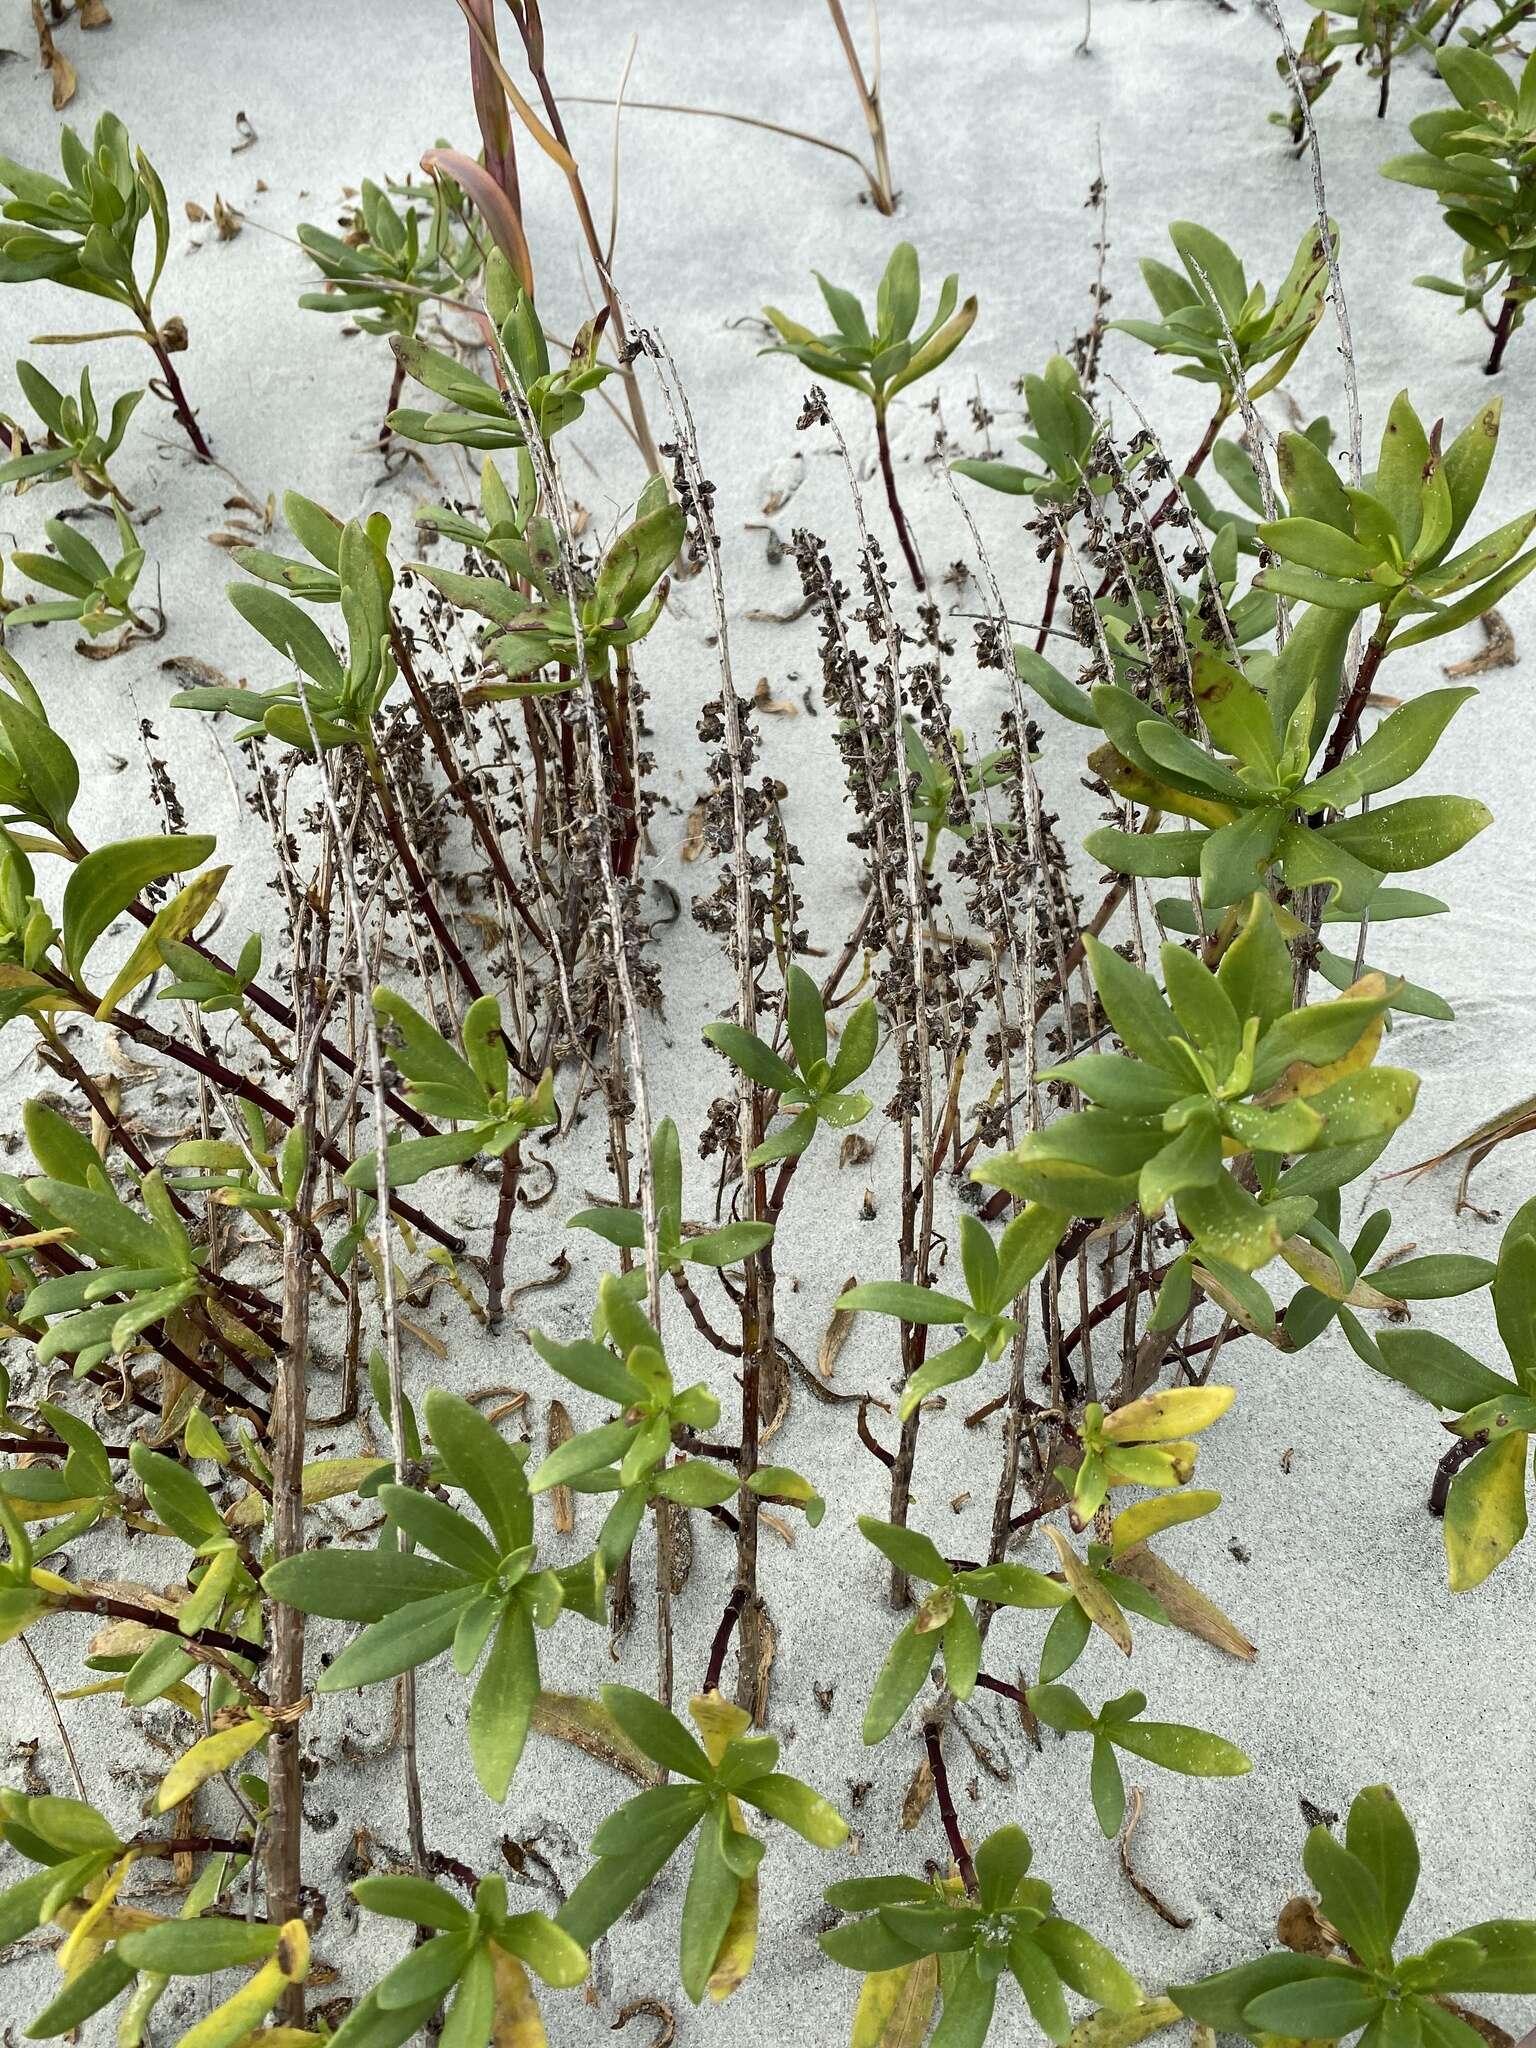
top-left (0, 0), bottom-right (1532, 2040)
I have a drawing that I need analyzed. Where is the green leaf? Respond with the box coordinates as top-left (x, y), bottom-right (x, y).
top-left (736, 1772), bottom-right (847, 1847)
top-left (838, 1281), bottom-right (968, 1326)
top-left (262, 1546), bottom-right (469, 1621)
top-left (62, 834), bottom-right (216, 980)
top-left (353, 1873), bottom-right (474, 1929)
top-left (974, 1824), bottom-right (1033, 1910)
top-left (858, 1515), bottom-right (951, 1584)
top-left (1033, 1919), bottom-right (1141, 2011)
top-left (1202, 808), bottom-right (1282, 911)
top-left (22, 1949), bottom-right (137, 2036)
top-left (424, 1389), bottom-right (530, 1556)
top-left (863, 1618), bottom-right (937, 1744)
top-left (1319, 796), bottom-right (1492, 876)
top-left (1301, 689), bottom-right (1477, 812)
top-left (1026, 1683), bottom-right (1097, 1734)
top-left (1371, 1330), bottom-right (1513, 1412)
top-left (1346, 1786), bottom-right (1419, 1950)
top-left (1091, 1733), bottom-right (1127, 1839)
top-left (703, 1019), bottom-right (798, 1092)
top-left (877, 243), bottom-right (922, 343)
top-left (1107, 1718), bottom-right (1250, 1777)
top-left (321, 1586), bottom-right (474, 1690)
top-left (228, 581), bottom-right (345, 692)
top-left (116, 1917), bottom-right (282, 1973)
top-left (374, 1929), bottom-right (476, 2011)
top-left (1243, 1966), bottom-right (1384, 2039)
top-left (1303, 1825), bottom-right (1392, 1969)
top-left (438, 1944), bottom-right (494, 2048)
top-left (1368, 1256), bottom-right (1495, 1303)
top-left (1423, 1920), bottom-right (1536, 1993)
top-left (378, 1483), bottom-right (497, 1576)
top-left (1015, 646), bottom-right (1098, 726)
top-left (1495, 1208), bottom-right (1536, 1391)
top-left (601, 1684), bottom-right (713, 1780)
top-left (1083, 936), bottom-right (1188, 1080)
top-left (468, 1602), bottom-right (538, 1799)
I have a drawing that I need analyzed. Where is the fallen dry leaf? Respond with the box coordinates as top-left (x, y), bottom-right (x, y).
top-left (818, 1283), bottom-right (858, 1377)
top-left (751, 676), bottom-right (799, 716)
top-left (1118, 1786), bottom-right (1193, 1929)
top-left (529, 1691), bottom-right (659, 1785)
top-left (546, 1400), bottom-right (574, 1535)
top-left (900, 1755), bottom-right (934, 1829)
top-left (1444, 606), bottom-right (1516, 679)
top-left (680, 798), bottom-right (708, 862)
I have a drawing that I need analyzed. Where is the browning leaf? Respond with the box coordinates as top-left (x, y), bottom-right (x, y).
top-left (819, 1282), bottom-right (859, 1377)
top-left (900, 1755), bottom-right (933, 1829)
top-left (545, 1400), bottom-right (574, 1535)
top-left (528, 1690), bottom-right (660, 1786)
top-left (1113, 1547), bottom-right (1256, 1659)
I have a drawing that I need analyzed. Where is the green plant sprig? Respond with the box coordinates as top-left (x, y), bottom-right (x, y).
top-left (0, 113), bottom-right (210, 458)
top-left (1, 357), bottom-right (141, 503)
top-left (820, 1824), bottom-right (1141, 2046)
top-left (1172, 1785), bottom-right (1536, 2047)
top-left (763, 241), bottom-right (976, 588)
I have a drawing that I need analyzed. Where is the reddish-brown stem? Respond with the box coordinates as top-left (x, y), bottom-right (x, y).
top-left (54, 979), bottom-right (463, 1255)
top-left (1093, 402), bottom-right (1227, 600)
top-left (673, 1269), bottom-right (741, 1355)
top-left (143, 327), bottom-right (212, 461)
top-left (133, 1834), bottom-right (253, 1858)
top-left (975, 1672), bottom-right (1027, 1705)
top-left (388, 624), bottom-right (551, 958)
top-left (1486, 291), bottom-right (1519, 375)
top-left (485, 1147), bottom-right (520, 1330)
top-left (485, 6), bottom-right (661, 469)
top-left (703, 1584), bottom-right (748, 1694)
top-left (365, 763), bottom-right (483, 1001)
top-left (265, 970), bottom-right (322, 2023)
top-left (1317, 627), bottom-right (1391, 779)
top-left (924, 1720), bottom-right (977, 1894)
top-left (1429, 1433), bottom-right (1484, 1516)
top-left (55, 1593), bottom-right (263, 1667)
top-left (875, 406), bottom-right (924, 590)
top-left (1035, 535), bottom-right (1064, 654)
top-left (379, 350), bottom-right (406, 452)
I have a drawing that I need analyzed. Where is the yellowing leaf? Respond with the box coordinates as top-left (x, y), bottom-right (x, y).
top-left (93, 866), bottom-right (230, 1021)
top-left (1266, 974), bottom-right (1387, 1102)
top-left (491, 1946), bottom-right (548, 2046)
top-left (1046, 1526), bottom-right (1131, 1655)
top-left (854, 1956), bottom-right (940, 2048)
top-left (1101, 1386), bottom-right (1234, 1443)
top-left (177, 1920), bottom-right (308, 2048)
top-left (1067, 1995), bottom-right (1183, 2048)
top-left (707, 1819), bottom-right (759, 2003)
top-left (57, 1851), bottom-right (134, 1975)
top-left (301, 1457), bottom-right (389, 1502)
top-left (690, 1688), bottom-right (753, 1767)
top-left (530, 1691), bottom-right (660, 1785)
top-left (1109, 1490), bottom-right (1222, 1559)
top-left (153, 1715), bottom-right (269, 1814)
top-left (1446, 1431), bottom-right (1529, 1593)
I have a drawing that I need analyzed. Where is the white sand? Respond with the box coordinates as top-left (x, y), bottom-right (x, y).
top-left (1, 0), bottom-right (1532, 2039)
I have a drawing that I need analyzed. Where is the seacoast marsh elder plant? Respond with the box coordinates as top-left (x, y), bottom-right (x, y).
top-left (0, 9), bottom-right (1535, 2047)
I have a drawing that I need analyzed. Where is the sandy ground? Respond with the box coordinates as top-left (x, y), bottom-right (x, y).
top-left (0, 0), bottom-right (1533, 2040)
